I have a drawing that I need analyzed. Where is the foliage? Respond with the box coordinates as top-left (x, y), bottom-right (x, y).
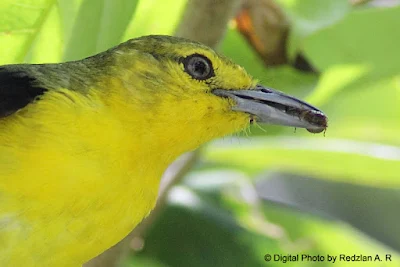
top-left (1, 0), bottom-right (399, 266)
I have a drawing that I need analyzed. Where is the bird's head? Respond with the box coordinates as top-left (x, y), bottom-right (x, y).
top-left (100, 35), bottom-right (327, 153)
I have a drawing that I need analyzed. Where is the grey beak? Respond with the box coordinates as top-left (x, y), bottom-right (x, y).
top-left (213, 85), bottom-right (327, 133)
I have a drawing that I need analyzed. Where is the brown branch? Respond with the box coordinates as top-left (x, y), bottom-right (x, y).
top-left (84, 0), bottom-right (241, 266)
top-left (175, 0), bottom-right (242, 47)
top-left (350, 0), bottom-right (372, 6)
top-left (235, 0), bottom-right (289, 65)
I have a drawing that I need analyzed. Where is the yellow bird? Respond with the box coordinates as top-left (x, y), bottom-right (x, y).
top-left (0, 35), bottom-right (326, 266)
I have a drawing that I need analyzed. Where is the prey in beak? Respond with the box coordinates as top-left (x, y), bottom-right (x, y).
top-left (213, 85), bottom-right (328, 133)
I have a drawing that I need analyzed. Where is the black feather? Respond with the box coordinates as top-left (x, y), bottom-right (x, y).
top-left (0, 67), bottom-right (47, 118)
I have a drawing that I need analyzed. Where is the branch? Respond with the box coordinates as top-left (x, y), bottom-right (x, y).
top-left (350, 0), bottom-right (372, 6)
top-left (175, 0), bottom-right (242, 47)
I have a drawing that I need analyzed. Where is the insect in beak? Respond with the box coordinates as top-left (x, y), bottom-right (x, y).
top-left (213, 85), bottom-right (328, 133)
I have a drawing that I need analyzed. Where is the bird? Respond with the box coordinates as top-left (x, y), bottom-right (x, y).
top-left (0, 35), bottom-right (327, 266)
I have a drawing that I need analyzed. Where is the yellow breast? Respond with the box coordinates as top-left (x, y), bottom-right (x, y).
top-left (0, 74), bottom-right (248, 266)
top-left (0, 89), bottom-right (167, 266)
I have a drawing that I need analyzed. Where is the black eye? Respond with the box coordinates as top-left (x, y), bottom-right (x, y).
top-left (182, 54), bottom-right (214, 80)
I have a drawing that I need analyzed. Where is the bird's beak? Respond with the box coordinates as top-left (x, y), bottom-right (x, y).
top-left (213, 85), bottom-right (327, 133)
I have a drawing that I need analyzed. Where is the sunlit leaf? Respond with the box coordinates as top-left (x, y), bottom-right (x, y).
top-left (275, 0), bottom-right (351, 60)
top-left (57, 0), bottom-right (84, 44)
top-left (0, 0), bottom-right (55, 64)
top-left (28, 4), bottom-right (62, 63)
top-left (123, 0), bottom-right (188, 40)
top-left (64, 0), bottom-right (139, 61)
top-left (205, 137), bottom-right (400, 187)
top-left (310, 76), bottom-right (400, 146)
top-left (304, 6), bottom-right (400, 73)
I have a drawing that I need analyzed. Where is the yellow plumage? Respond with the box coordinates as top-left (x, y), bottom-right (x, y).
top-left (0, 36), bottom-right (254, 266)
top-left (0, 35), bottom-right (325, 266)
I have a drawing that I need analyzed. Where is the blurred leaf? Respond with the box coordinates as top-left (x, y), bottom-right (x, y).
top-left (205, 137), bottom-right (400, 188)
top-left (130, 186), bottom-right (282, 267)
top-left (257, 173), bottom-right (400, 251)
top-left (275, 0), bottom-right (351, 60)
top-left (306, 64), bottom-right (369, 105)
top-left (304, 6), bottom-right (400, 73)
top-left (123, 257), bottom-right (169, 267)
top-left (57, 0), bottom-right (84, 48)
top-left (262, 202), bottom-right (398, 267)
top-left (64, 0), bottom-right (139, 61)
top-left (186, 170), bottom-right (399, 265)
top-left (123, 0), bottom-right (188, 40)
top-left (0, 0), bottom-right (55, 64)
top-left (301, 6), bottom-right (400, 122)
top-left (304, 6), bottom-right (400, 106)
top-left (28, 4), bottom-right (62, 63)
top-left (128, 171), bottom-right (398, 267)
top-left (310, 76), bottom-right (400, 146)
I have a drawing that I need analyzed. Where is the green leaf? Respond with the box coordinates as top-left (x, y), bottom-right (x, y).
top-left (122, 0), bottom-right (188, 39)
top-left (275, 0), bottom-right (351, 60)
top-left (309, 76), bottom-right (400, 146)
top-left (57, 0), bottom-right (84, 48)
top-left (0, 0), bottom-right (55, 64)
top-left (291, 7), bottom-right (400, 146)
top-left (304, 6), bottom-right (400, 73)
top-left (261, 202), bottom-right (398, 267)
top-left (257, 173), bottom-right (400, 251)
top-left (205, 137), bottom-right (400, 188)
top-left (129, 186), bottom-right (285, 267)
top-left (294, 7), bottom-right (400, 148)
top-left (303, 6), bottom-right (400, 107)
top-left (63, 0), bottom-right (139, 61)
top-left (304, 6), bottom-right (400, 102)
top-left (127, 172), bottom-right (399, 267)
top-left (28, 4), bottom-right (62, 63)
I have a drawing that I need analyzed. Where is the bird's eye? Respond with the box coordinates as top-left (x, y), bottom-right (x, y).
top-left (182, 54), bottom-right (214, 80)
